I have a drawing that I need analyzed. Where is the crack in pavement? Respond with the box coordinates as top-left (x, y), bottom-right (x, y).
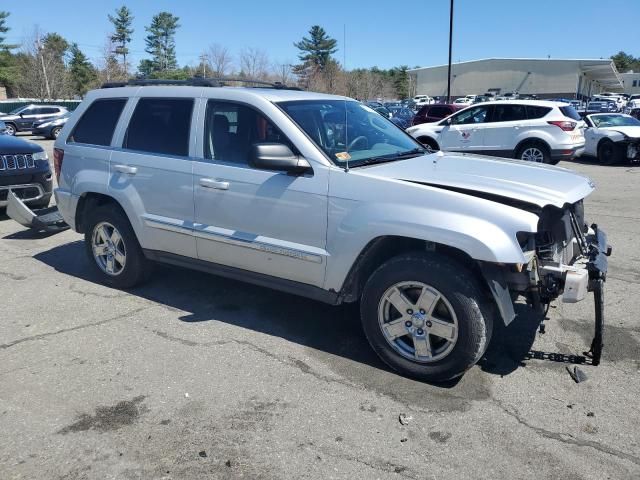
top-left (495, 399), bottom-right (640, 467)
top-left (0, 306), bottom-right (151, 351)
top-left (0, 270), bottom-right (27, 281)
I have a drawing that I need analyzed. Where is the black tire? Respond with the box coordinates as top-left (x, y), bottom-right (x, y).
top-left (360, 252), bottom-right (493, 382)
top-left (4, 123), bottom-right (16, 136)
top-left (597, 139), bottom-right (620, 165)
top-left (50, 126), bottom-right (62, 139)
top-left (416, 136), bottom-right (439, 152)
top-left (84, 204), bottom-right (150, 288)
top-left (515, 140), bottom-right (551, 164)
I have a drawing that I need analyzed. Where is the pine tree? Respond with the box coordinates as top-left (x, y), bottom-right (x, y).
top-left (108, 6), bottom-right (134, 75)
top-left (294, 25), bottom-right (337, 71)
top-left (393, 66), bottom-right (409, 99)
top-left (144, 12), bottom-right (180, 73)
top-left (0, 11), bottom-right (19, 93)
top-left (69, 43), bottom-right (97, 96)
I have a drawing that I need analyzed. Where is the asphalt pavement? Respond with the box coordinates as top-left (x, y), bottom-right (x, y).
top-left (1, 135), bottom-right (639, 479)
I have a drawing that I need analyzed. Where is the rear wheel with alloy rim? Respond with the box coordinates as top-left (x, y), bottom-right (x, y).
top-left (4, 123), bottom-right (16, 136)
top-left (516, 141), bottom-right (551, 164)
top-left (417, 137), bottom-right (439, 153)
top-left (361, 252), bottom-right (493, 382)
top-left (84, 205), bottom-right (150, 288)
top-left (51, 126), bottom-right (62, 139)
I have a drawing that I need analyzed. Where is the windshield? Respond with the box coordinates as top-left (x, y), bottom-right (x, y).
top-left (278, 100), bottom-right (425, 168)
top-left (8, 106), bottom-right (28, 115)
top-left (590, 114), bottom-right (640, 127)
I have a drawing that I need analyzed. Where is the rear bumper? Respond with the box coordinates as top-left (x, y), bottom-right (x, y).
top-left (53, 188), bottom-right (79, 230)
top-left (551, 144), bottom-right (584, 161)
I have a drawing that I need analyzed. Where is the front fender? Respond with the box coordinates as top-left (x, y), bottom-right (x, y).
top-left (324, 191), bottom-right (538, 292)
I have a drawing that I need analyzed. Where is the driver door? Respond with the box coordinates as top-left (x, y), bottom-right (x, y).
top-left (437, 105), bottom-right (490, 151)
top-left (192, 100), bottom-right (329, 287)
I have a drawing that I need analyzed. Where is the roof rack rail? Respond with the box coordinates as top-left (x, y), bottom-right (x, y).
top-left (100, 77), bottom-right (301, 90)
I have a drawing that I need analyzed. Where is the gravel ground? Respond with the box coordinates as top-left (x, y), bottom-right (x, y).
top-left (1, 135), bottom-right (639, 479)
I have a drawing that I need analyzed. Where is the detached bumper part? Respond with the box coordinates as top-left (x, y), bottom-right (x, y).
top-left (6, 191), bottom-right (68, 233)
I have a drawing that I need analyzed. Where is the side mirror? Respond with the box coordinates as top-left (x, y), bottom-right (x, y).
top-left (19, 113), bottom-right (24, 117)
top-left (445, 118), bottom-right (452, 126)
top-left (250, 143), bottom-right (311, 175)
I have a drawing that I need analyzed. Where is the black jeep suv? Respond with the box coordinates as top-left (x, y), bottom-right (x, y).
top-left (0, 134), bottom-right (52, 209)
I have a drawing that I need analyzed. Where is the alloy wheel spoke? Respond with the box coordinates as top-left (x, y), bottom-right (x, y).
top-left (105, 256), bottom-right (115, 274)
top-left (113, 250), bottom-right (126, 266)
top-left (386, 287), bottom-right (415, 315)
top-left (416, 287), bottom-right (439, 315)
top-left (110, 228), bottom-right (122, 246)
top-left (93, 244), bottom-right (108, 257)
top-left (413, 334), bottom-right (432, 359)
top-left (383, 318), bottom-right (410, 340)
top-left (428, 317), bottom-right (457, 340)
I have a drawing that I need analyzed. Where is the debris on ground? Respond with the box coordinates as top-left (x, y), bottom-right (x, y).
top-left (198, 451), bottom-right (207, 458)
top-left (587, 411), bottom-right (595, 417)
top-left (398, 413), bottom-right (413, 425)
top-left (185, 393), bottom-right (190, 398)
top-left (566, 366), bottom-right (588, 383)
top-left (567, 404), bottom-right (575, 409)
top-left (400, 437), bottom-right (408, 443)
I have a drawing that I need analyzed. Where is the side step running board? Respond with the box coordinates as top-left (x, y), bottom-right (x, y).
top-left (6, 191), bottom-right (69, 233)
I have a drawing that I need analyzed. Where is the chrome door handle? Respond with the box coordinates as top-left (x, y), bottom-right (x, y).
top-left (113, 164), bottom-right (138, 175)
top-left (199, 178), bottom-right (229, 190)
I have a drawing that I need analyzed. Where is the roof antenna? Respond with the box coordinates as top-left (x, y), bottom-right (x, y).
top-left (344, 23), bottom-right (349, 173)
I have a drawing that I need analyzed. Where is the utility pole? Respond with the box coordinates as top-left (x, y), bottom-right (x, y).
top-left (446, 0), bottom-right (454, 103)
top-left (199, 54), bottom-right (207, 77)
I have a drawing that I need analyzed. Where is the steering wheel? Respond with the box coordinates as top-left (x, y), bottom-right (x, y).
top-left (347, 135), bottom-right (368, 151)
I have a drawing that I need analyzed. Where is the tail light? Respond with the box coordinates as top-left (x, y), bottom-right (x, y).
top-left (547, 120), bottom-right (576, 131)
top-left (53, 148), bottom-right (64, 183)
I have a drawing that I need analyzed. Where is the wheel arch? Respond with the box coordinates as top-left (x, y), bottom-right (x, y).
top-left (75, 192), bottom-right (126, 234)
top-left (415, 135), bottom-right (439, 150)
top-left (514, 137), bottom-right (551, 157)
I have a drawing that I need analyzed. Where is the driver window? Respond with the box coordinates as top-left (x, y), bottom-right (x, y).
top-left (204, 101), bottom-right (292, 165)
top-left (450, 106), bottom-right (489, 125)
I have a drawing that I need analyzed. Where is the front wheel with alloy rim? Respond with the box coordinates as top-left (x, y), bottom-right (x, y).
top-left (598, 139), bottom-right (620, 165)
top-left (360, 252), bottom-right (493, 382)
top-left (84, 205), bottom-right (150, 288)
top-left (516, 142), bottom-right (550, 164)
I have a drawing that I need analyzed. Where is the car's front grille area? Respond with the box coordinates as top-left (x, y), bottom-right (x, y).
top-left (0, 154), bottom-right (35, 171)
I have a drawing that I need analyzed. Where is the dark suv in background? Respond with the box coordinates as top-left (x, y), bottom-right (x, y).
top-left (412, 103), bottom-right (466, 126)
top-left (0, 133), bottom-right (52, 208)
top-left (0, 104), bottom-right (68, 136)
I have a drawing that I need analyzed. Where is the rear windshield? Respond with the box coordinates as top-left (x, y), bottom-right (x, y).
top-left (559, 106), bottom-right (581, 121)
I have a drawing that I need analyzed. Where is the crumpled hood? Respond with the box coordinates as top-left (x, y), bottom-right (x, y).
top-left (601, 126), bottom-right (640, 139)
top-left (363, 151), bottom-right (594, 209)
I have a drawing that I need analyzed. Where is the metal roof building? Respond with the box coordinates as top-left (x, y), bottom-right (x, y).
top-left (408, 58), bottom-right (623, 99)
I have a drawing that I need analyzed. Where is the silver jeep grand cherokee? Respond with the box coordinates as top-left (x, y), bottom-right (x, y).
top-left (42, 78), bottom-right (609, 381)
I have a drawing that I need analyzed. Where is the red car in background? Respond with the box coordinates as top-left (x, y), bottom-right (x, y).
top-left (412, 103), bottom-right (466, 126)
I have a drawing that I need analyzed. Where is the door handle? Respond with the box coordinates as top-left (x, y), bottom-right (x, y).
top-left (113, 164), bottom-right (138, 175)
top-left (199, 178), bottom-right (229, 190)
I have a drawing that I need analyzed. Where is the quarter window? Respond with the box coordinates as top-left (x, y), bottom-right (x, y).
top-left (124, 98), bottom-right (194, 156)
top-left (68, 98), bottom-right (127, 146)
top-left (526, 105), bottom-right (551, 119)
top-left (203, 101), bottom-right (292, 165)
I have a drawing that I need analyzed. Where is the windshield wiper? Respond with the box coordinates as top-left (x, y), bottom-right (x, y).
top-left (354, 148), bottom-right (427, 167)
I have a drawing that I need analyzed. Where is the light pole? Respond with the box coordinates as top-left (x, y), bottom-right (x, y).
top-left (446, 0), bottom-right (454, 103)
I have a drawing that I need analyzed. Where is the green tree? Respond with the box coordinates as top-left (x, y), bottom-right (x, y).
top-left (68, 43), bottom-right (97, 96)
top-left (611, 51), bottom-right (640, 72)
top-left (0, 12), bottom-right (19, 93)
top-left (294, 25), bottom-right (337, 71)
top-left (392, 66), bottom-right (409, 99)
top-left (144, 12), bottom-right (180, 73)
top-left (108, 6), bottom-right (134, 75)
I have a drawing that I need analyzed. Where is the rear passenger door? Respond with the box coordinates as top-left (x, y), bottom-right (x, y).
top-left (109, 96), bottom-right (197, 259)
top-left (482, 103), bottom-right (529, 154)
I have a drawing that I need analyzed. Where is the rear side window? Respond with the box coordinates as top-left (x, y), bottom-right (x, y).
top-left (124, 98), bottom-right (194, 157)
top-left (492, 104), bottom-right (527, 122)
top-left (428, 106), bottom-right (451, 118)
top-left (559, 106), bottom-right (582, 121)
top-left (526, 105), bottom-right (552, 119)
top-left (69, 98), bottom-right (127, 146)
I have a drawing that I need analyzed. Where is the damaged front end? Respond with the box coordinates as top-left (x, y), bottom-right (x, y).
top-left (504, 200), bottom-right (611, 365)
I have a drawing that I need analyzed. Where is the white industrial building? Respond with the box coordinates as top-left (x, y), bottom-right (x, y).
top-left (621, 72), bottom-right (640, 95)
top-left (409, 58), bottom-right (623, 99)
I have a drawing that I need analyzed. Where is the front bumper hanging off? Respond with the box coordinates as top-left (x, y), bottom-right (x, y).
top-left (6, 191), bottom-right (68, 233)
top-left (584, 224), bottom-right (611, 366)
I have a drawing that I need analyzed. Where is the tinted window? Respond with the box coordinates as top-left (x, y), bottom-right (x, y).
top-left (428, 106), bottom-right (451, 118)
top-left (450, 106), bottom-right (489, 125)
top-left (204, 101), bottom-right (292, 165)
top-left (559, 106), bottom-right (582, 121)
top-left (125, 98), bottom-right (193, 156)
top-left (526, 105), bottom-right (552, 119)
top-left (42, 107), bottom-right (60, 114)
top-left (492, 104), bottom-right (527, 122)
top-left (69, 98), bottom-right (127, 146)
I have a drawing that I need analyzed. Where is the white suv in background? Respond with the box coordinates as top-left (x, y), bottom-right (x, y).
top-left (406, 100), bottom-right (585, 164)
